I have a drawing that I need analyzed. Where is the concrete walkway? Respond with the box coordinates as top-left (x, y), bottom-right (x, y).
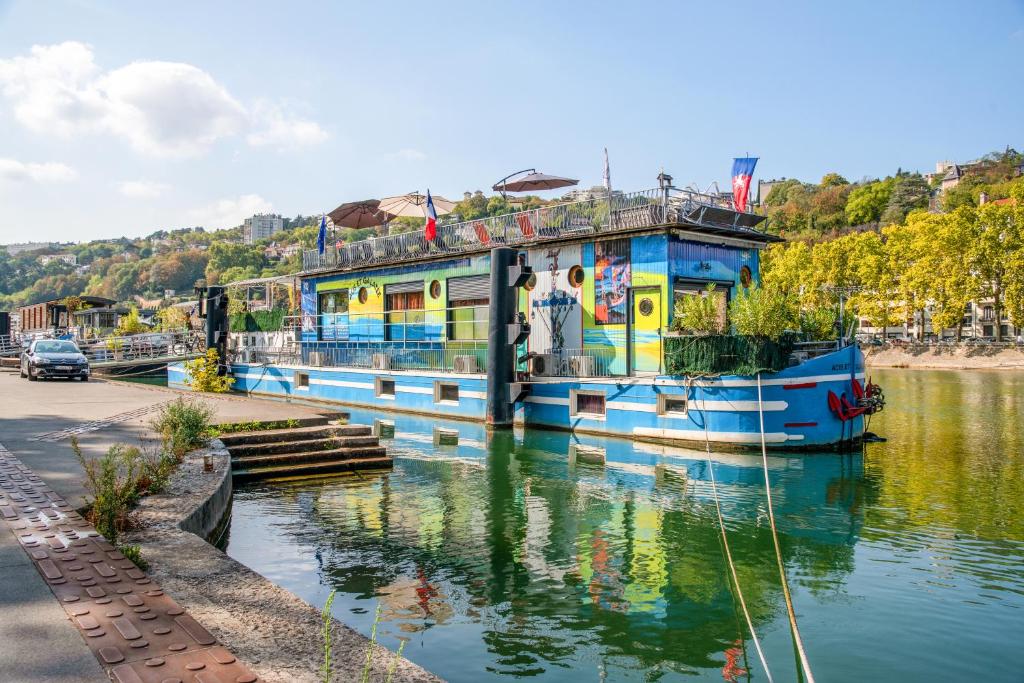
top-left (0, 369), bottom-right (340, 681)
top-left (0, 369), bottom-right (337, 507)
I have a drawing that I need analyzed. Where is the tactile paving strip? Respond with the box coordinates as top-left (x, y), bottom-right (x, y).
top-left (0, 442), bottom-right (260, 682)
top-left (29, 401), bottom-right (175, 442)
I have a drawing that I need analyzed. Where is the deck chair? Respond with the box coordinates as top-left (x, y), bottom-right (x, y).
top-left (473, 221), bottom-right (491, 245)
top-left (515, 213), bottom-right (535, 239)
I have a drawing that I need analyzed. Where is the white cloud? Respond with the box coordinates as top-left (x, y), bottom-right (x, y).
top-left (247, 101), bottom-right (328, 149)
top-left (187, 194), bottom-right (273, 230)
top-left (385, 148), bottom-right (427, 162)
top-left (0, 42), bottom-right (326, 158)
top-left (117, 180), bottom-right (170, 199)
top-left (0, 158), bottom-right (78, 183)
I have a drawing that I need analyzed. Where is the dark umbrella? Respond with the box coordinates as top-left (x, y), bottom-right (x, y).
top-left (327, 199), bottom-right (394, 228)
top-left (492, 169), bottom-right (579, 195)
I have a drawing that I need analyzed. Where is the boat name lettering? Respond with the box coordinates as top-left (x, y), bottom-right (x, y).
top-left (831, 363), bottom-right (850, 371)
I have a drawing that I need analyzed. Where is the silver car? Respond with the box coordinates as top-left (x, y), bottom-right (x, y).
top-left (20, 339), bottom-right (91, 381)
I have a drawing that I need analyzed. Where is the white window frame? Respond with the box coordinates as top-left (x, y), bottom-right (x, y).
top-left (375, 376), bottom-right (396, 400)
top-left (570, 389), bottom-right (606, 419)
top-left (657, 393), bottom-right (689, 417)
top-left (434, 381), bottom-right (460, 405)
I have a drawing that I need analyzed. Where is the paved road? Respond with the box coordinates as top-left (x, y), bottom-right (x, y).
top-left (0, 369), bottom-right (335, 506)
top-left (0, 368), bottom-right (338, 682)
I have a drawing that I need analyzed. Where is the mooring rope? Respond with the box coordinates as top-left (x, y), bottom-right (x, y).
top-left (756, 373), bottom-right (815, 683)
top-left (697, 378), bottom-right (774, 683)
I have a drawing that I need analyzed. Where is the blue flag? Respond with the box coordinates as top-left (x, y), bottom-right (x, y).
top-left (317, 215), bottom-right (327, 255)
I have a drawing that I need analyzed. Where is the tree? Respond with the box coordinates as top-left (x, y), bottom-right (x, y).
top-left (820, 173), bottom-right (849, 187)
top-left (880, 174), bottom-right (930, 226)
top-left (845, 179), bottom-right (894, 225)
top-left (205, 242), bottom-right (267, 284)
top-left (968, 198), bottom-right (1022, 341)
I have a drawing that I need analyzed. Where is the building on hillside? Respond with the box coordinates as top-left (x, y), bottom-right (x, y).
top-left (17, 296), bottom-right (116, 336)
top-left (756, 178), bottom-right (789, 205)
top-left (243, 214), bottom-right (284, 244)
top-left (37, 253), bottom-right (78, 266)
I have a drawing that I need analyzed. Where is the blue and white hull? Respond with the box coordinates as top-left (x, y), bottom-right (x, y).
top-left (170, 345), bottom-right (866, 450)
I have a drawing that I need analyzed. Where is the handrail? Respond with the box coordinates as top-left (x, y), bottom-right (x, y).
top-left (302, 187), bottom-right (768, 274)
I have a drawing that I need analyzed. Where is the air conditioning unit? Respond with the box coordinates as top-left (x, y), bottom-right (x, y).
top-left (372, 353), bottom-right (391, 370)
top-left (530, 353), bottom-right (559, 377)
top-left (569, 355), bottom-right (594, 377)
top-left (453, 355), bottom-right (478, 373)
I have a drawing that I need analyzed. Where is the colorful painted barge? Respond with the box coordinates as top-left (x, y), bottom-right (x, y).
top-left (172, 182), bottom-right (876, 449)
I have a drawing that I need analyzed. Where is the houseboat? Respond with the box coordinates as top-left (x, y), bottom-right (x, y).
top-left (171, 179), bottom-right (879, 449)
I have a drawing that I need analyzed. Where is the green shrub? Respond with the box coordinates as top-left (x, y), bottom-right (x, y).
top-left (214, 418), bottom-right (301, 435)
top-left (728, 285), bottom-right (797, 341)
top-left (672, 284), bottom-right (725, 334)
top-left (151, 398), bottom-right (215, 460)
top-left (800, 306), bottom-right (838, 341)
top-left (184, 348), bottom-right (234, 393)
top-left (229, 309), bottom-right (285, 333)
top-left (71, 438), bottom-right (143, 544)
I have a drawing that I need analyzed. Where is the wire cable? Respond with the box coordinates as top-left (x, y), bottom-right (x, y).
top-left (756, 374), bottom-right (815, 683)
top-left (698, 379), bottom-right (774, 682)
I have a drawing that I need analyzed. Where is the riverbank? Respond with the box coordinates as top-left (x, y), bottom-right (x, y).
top-left (123, 439), bottom-right (439, 683)
top-left (0, 370), bottom-right (437, 682)
top-left (864, 343), bottom-right (1024, 370)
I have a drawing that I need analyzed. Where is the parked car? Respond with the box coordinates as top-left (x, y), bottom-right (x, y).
top-left (20, 339), bottom-right (91, 381)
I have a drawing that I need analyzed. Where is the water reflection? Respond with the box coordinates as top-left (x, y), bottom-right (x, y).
top-left (227, 369), bottom-right (1024, 682)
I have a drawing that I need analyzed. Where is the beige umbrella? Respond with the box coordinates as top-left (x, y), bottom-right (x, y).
top-left (327, 199), bottom-right (394, 228)
top-left (377, 192), bottom-right (456, 218)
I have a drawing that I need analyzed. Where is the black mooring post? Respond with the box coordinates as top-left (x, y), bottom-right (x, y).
top-left (485, 248), bottom-right (531, 427)
top-left (205, 285), bottom-right (228, 376)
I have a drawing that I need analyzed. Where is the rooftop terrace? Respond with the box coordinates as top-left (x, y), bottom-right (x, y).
top-left (302, 187), bottom-right (777, 275)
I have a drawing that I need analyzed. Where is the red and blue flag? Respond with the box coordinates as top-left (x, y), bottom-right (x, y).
top-left (731, 157), bottom-right (758, 212)
top-left (424, 190), bottom-right (438, 241)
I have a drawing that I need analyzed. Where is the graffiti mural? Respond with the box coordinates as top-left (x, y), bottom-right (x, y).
top-left (594, 239), bottom-right (630, 325)
top-left (527, 245), bottom-right (582, 353)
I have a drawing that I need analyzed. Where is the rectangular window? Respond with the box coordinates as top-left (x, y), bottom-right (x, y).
top-left (375, 377), bottom-right (395, 398)
top-left (594, 239), bottom-right (631, 325)
top-left (385, 283), bottom-right (425, 341)
top-left (658, 393), bottom-right (688, 416)
top-left (318, 289), bottom-right (349, 341)
top-left (294, 371), bottom-right (309, 388)
top-left (434, 381), bottom-right (459, 404)
top-left (447, 275), bottom-right (490, 341)
top-left (571, 389), bottom-right (606, 418)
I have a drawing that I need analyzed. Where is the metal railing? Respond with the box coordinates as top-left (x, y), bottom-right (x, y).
top-left (302, 187), bottom-right (766, 273)
top-left (528, 347), bottom-right (617, 378)
top-left (233, 340), bottom-right (489, 374)
top-left (77, 330), bottom-right (205, 364)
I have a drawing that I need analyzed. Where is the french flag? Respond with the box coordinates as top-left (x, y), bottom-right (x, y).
top-left (731, 157), bottom-right (758, 212)
top-left (424, 190), bottom-right (438, 241)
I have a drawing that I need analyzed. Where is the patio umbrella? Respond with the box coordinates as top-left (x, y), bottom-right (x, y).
top-left (493, 170), bottom-right (579, 195)
top-left (327, 199), bottom-right (394, 228)
top-left (377, 192), bottom-right (456, 218)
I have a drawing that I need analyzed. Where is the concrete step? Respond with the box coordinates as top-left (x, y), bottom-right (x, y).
top-left (218, 423), bottom-right (369, 447)
top-left (231, 445), bottom-right (388, 470)
top-left (226, 435), bottom-right (380, 458)
top-left (232, 456), bottom-right (393, 482)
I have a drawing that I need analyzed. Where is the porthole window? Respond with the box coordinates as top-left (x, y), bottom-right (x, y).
top-left (568, 265), bottom-right (585, 288)
top-left (358, 287), bottom-right (369, 304)
top-left (639, 297), bottom-right (655, 317)
top-left (524, 272), bottom-right (537, 291)
top-left (429, 280), bottom-right (442, 299)
top-left (740, 266), bottom-right (752, 289)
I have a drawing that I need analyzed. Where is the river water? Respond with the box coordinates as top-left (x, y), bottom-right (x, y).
top-left (225, 369), bottom-right (1024, 682)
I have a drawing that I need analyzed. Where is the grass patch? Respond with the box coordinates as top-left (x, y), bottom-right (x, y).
top-left (212, 418), bottom-right (302, 435)
top-left (118, 543), bottom-right (149, 570)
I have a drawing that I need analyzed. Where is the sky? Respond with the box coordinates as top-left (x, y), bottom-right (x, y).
top-left (0, 0), bottom-right (1022, 244)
